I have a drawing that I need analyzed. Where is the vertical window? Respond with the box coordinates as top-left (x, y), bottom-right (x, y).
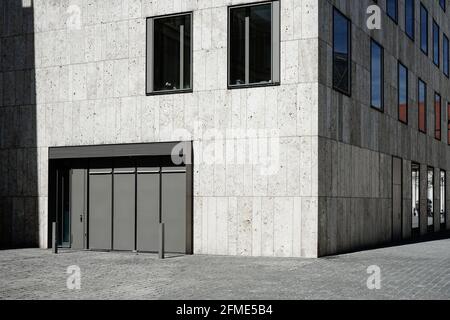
top-left (387, 0), bottom-right (398, 23)
top-left (146, 13), bottom-right (192, 94)
top-left (420, 4), bottom-right (428, 55)
top-left (405, 0), bottom-right (415, 40)
top-left (444, 34), bottom-right (449, 77)
top-left (448, 103), bottom-right (450, 144)
top-left (371, 39), bottom-right (383, 110)
top-left (333, 8), bottom-right (351, 95)
top-left (412, 163), bottom-right (420, 234)
top-left (418, 79), bottom-right (427, 133)
top-left (398, 62), bottom-right (408, 124)
top-left (433, 20), bottom-right (440, 66)
top-left (435, 92), bottom-right (442, 140)
top-left (228, 1), bottom-right (280, 87)
top-left (427, 167), bottom-right (434, 231)
top-left (440, 0), bottom-right (446, 11)
top-left (441, 170), bottom-right (446, 228)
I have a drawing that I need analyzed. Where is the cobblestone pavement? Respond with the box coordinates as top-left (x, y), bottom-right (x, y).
top-left (0, 239), bottom-right (449, 300)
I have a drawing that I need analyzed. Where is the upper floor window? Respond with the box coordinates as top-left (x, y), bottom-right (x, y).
top-left (146, 13), bottom-right (192, 94)
top-left (371, 39), bottom-right (383, 110)
top-left (435, 92), bottom-right (442, 140)
top-left (405, 0), bottom-right (415, 40)
top-left (387, 0), bottom-right (398, 23)
top-left (444, 34), bottom-right (449, 77)
top-left (398, 62), bottom-right (408, 124)
top-left (433, 20), bottom-right (440, 66)
top-left (418, 79), bottom-right (427, 133)
top-left (440, 0), bottom-right (446, 11)
top-left (228, 1), bottom-right (280, 88)
top-left (420, 4), bottom-right (428, 55)
top-left (333, 8), bottom-right (351, 96)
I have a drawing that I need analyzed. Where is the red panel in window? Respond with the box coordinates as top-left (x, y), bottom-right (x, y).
top-left (399, 103), bottom-right (408, 123)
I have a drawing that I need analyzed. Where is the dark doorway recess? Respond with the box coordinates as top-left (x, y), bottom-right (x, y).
top-left (48, 142), bottom-right (193, 254)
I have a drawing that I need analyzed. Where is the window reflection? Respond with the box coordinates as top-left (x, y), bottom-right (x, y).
top-left (412, 163), bottom-right (420, 232)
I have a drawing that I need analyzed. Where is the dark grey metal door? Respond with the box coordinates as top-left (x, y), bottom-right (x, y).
top-left (89, 169), bottom-right (112, 250)
top-left (161, 168), bottom-right (187, 253)
top-left (113, 168), bottom-right (136, 251)
top-left (70, 169), bottom-right (87, 249)
top-left (136, 168), bottom-right (160, 252)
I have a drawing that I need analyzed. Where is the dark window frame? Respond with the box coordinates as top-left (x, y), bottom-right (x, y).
top-left (386, 0), bottom-right (399, 24)
top-left (145, 12), bottom-right (194, 96)
top-left (418, 78), bottom-right (427, 134)
top-left (420, 3), bottom-right (429, 55)
top-left (398, 61), bottom-right (408, 125)
top-left (432, 19), bottom-right (440, 67)
top-left (411, 162), bottom-right (421, 237)
top-left (444, 34), bottom-right (449, 77)
top-left (435, 91), bottom-right (442, 141)
top-left (405, 0), bottom-right (415, 41)
top-left (440, 0), bottom-right (446, 11)
top-left (227, 0), bottom-right (281, 90)
top-left (370, 38), bottom-right (384, 111)
top-left (332, 7), bottom-right (352, 97)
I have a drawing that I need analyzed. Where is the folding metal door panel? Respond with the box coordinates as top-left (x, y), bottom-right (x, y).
top-left (113, 168), bottom-right (136, 251)
top-left (70, 169), bottom-right (87, 249)
top-left (89, 169), bottom-right (113, 250)
top-left (136, 168), bottom-right (160, 252)
top-left (161, 168), bottom-right (187, 253)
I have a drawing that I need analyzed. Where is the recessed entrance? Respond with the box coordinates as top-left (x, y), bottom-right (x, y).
top-left (48, 142), bottom-right (193, 254)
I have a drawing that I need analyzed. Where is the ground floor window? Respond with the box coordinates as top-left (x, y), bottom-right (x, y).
top-left (441, 170), bottom-right (447, 228)
top-left (427, 167), bottom-right (434, 231)
top-left (412, 163), bottom-right (420, 232)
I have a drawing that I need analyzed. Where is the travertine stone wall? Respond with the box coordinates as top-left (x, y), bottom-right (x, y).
top-left (318, 0), bottom-right (450, 256)
top-left (0, 0), bottom-right (321, 257)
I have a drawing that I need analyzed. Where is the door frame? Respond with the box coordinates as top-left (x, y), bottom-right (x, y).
top-left (47, 142), bottom-right (193, 253)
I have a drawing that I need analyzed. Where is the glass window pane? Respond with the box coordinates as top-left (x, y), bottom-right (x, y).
top-left (249, 4), bottom-right (272, 84)
top-left (371, 40), bottom-right (383, 110)
top-left (441, 171), bottom-right (446, 226)
top-left (420, 4), bottom-right (428, 54)
top-left (433, 21), bottom-right (440, 66)
top-left (333, 9), bottom-right (350, 95)
top-left (435, 93), bottom-right (441, 140)
top-left (387, 0), bottom-right (398, 22)
top-left (418, 80), bottom-right (427, 133)
top-left (412, 163), bottom-right (420, 231)
top-left (444, 35), bottom-right (449, 76)
top-left (428, 168), bottom-right (434, 228)
top-left (398, 63), bottom-right (408, 123)
top-left (153, 14), bottom-right (191, 92)
top-left (405, 0), bottom-right (414, 39)
top-left (230, 7), bottom-right (246, 85)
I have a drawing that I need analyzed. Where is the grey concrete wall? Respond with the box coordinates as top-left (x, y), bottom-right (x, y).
top-left (318, 0), bottom-right (450, 256)
top-left (0, 0), bottom-right (322, 257)
top-left (0, 0), bottom-right (39, 249)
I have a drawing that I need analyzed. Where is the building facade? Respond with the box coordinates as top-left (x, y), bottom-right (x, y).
top-left (0, 0), bottom-right (448, 258)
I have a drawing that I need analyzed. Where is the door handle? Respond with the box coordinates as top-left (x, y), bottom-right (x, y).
top-left (80, 214), bottom-right (83, 222)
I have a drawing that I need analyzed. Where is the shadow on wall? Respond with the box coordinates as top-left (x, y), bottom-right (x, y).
top-left (0, 0), bottom-right (38, 248)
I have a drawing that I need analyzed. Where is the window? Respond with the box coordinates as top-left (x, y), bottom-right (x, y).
top-left (444, 34), bottom-right (449, 77)
top-left (441, 170), bottom-right (446, 228)
top-left (418, 79), bottom-right (427, 133)
top-left (387, 0), bottom-right (398, 23)
top-left (420, 4), bottom-right (428, 54)
top-left (448, 103), bottom-right (450, 144)
top-left (228, 1), bottom-right (280, 88)
top-left (435, 92), bottom-right (442, 140)
top-left (371, 39), bottom-right (383, 110)
top-left (146, 13), bottom-right (192, 94)
top-left (405, 0), bottom-right (415, 40)
top-left (398, 62), bottom-right (408, 124)
top-left (333, 8), bottom-right (351, 96)
top-left (412, 163), bottom-right (420, 234)
top-left (428, 167), bottom-right (434, 231)
top-left (440, 0), bottom-right (446, 11)
top-left (433, 20), bottom-right (440, 66)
